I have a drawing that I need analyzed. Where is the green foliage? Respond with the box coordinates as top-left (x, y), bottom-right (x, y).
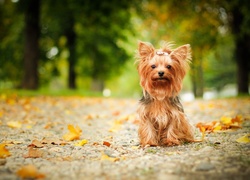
top-left (204, 36), bottom-right (236, 91)
top-left (0, 1), bottom-right (24, 87)
top-left (0, 0), bottom-right (247, 97)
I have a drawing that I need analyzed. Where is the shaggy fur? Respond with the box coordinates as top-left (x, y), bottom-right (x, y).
top-left (136, 41), bottom-right (194, 146)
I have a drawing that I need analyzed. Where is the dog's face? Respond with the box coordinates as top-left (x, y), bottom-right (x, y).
top-left (137, 41), bottom-right (191, 100)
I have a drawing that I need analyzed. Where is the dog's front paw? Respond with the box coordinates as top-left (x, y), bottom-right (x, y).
top-left (161, 138), bottom-right (180, 146)
top-left (140, 139), bottom-right (159, 147)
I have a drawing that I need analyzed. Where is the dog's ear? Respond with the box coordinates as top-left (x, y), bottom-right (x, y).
top-left (138, 41), bottom-right (155, 60)
top-left (170, 44), bottom-right (191, 62)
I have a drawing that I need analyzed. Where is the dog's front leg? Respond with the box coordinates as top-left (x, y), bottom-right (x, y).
top-left (138, 120), bottom-right (159, 146)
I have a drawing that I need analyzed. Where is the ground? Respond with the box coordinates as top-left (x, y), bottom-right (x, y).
top-left (0, 95), bottom-right (249, 180)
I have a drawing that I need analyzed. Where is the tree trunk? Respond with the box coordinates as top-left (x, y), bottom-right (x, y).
top-left (21, 0), bottom-right (40, 89)
top-left (65, 14), bottom-right (77, 89)
top-left (231, 4), bottom-right (250, 95)
top-left (235, 36), bottom-right (250, 94)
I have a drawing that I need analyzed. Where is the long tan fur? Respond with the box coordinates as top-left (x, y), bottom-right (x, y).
top-left (136, 41), bottom-right (194, 146)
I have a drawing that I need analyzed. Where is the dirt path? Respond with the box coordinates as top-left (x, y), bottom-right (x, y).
top-left (0, 95), bottom-right (249, 180)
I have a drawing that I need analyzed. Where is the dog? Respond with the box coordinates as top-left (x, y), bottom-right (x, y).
top-left (136, 41), bottom-right (194, 146)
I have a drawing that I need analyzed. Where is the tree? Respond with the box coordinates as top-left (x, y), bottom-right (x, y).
top-left (229, 0), bottom-right (250, 95)
top-left (42, 0), bottom-right (135, 90)
top-left (20, 0), bottom-right (40, 89)
top-left (137, 0), bottom-right (250, 97)
top-left (137, 0), bottom-right (221, 97)
top-left (0, 0), bottom-right (24, 88)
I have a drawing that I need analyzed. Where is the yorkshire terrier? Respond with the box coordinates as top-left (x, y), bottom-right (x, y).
top-left (136, 41), bottom-right (194, 146)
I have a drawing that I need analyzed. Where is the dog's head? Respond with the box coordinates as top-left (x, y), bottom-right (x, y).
top-left (136, 41), bottom-right (191, 100)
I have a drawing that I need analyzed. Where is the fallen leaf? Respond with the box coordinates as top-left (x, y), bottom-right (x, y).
top-left (16, 164), bottom-right (45, 179)
top-left (63, 124), bottom-right (82, 141)
top-left (0, 144), bottom-right (11, 158)
top-left (41, 138), bottom-right (68, 145)
top-left (109, 120), bottom-right (123, 132)
top-left (236, 134), bottom-right (250, 143)
top-left (1, 140), bottom-right (23, 145)
top-left (93, 142), bottom-right (100, 146)
top-left (232, 115), bottom-right (243, 124)
top-left (23, 147), bottom-right (43, 158)
top-left (220, 116), bottom-right (232, 125)
top-left (28, 140), bottom-right (44, 148)
top-left (44, 122), bottom-right (53, 129)
top-left (74, 139), bottom-right (88, 146)
top-left (112, 111), bottom-right (120, 116)
top-left (131, 146), bottom-right (140, 149)
top-left (0, 111), bottom-right (3, 118)
top-left (7, 121), bottom-right (22, 128)
top-left (196, 115), bottom-right (244, 134)
top-left (213, 125), bottom-right (222, 131)
top-left (101, 152), bottom-right (119, 162)
top-left (103, 141), bottom-right (111, 147)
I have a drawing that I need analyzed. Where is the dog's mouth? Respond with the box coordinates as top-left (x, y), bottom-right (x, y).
top-left (153, 77), bottom-right (169, 81)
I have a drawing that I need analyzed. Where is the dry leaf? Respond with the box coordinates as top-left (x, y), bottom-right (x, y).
top-left (0, 111), bottom-right (3, 118)
top-left (16, 164), bottom-right (45, 179)
top-left (220, 116), bottom-right (232, 125)
top-left (0, 144), bottom-right (11, 158)
top-left (196, 115), bottom-right (244, 134)
top-left (7, 121), bottom-right (22, 128)
top-left (63, 124), bottom-right (82, 141)
top-left (131, 146), bottom-right (140, 149)
top-left (236, 134), bottom-right (250, 143)
top-left (112, 111), bottom-right (120, 116)
top-left (103, 141), bottom-right (111, 147)
top-left (101, 152), bottom-right (119, 162)
top-left (1, 140), bottom-right (23, 145)
top-left (23, 147), bottom-right (43, 158)
top-left (74, 139), bottom-right (88, 146)
top-left (28, 140), bottom-right (44, 148)
top-left (109, 120), bottom-right (123, 132)
top-left (41, 138), bottom-right (68, 145)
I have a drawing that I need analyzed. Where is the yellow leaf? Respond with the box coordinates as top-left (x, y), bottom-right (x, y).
top-left (26, 125), bottom-right (32, 129)
top-left (63, 124), bottom-right (82, 141)
top-left (7, 121), bottom-right (22, 128)
top-left (109, 120), bottom-right (123, 132)
top-left (236, 134), bottom-right (250, 143)
top-left (101, 152), bottom-right (119, 162)
top-left (74, 139), bottom-right (88, 146)
top-left (16, 164), bottom-right (45, 179)
top-left (220, 116), bottom-right (232, 125)
top-left (0, 144), bottom-right (11, 158)
top-left (131, 146), bottom-right (140, 150)
top-left (213, 125), bottom-right (222, 131)
top-left (0, 111), bottom-right (3, 118)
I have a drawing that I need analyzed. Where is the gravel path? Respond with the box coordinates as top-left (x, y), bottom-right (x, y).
top-left (0, 95), bottom-right (249, 180)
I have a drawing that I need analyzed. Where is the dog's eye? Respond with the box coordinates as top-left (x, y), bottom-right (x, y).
top-left (151, 65), bottom-right (156, 69)
top-left (166, 65), bottom-right (172, 69)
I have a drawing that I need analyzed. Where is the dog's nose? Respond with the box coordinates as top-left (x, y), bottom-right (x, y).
top-left (158, 71), bottom-right (164, 77)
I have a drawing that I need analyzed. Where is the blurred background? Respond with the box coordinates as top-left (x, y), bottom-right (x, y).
top-left (0, 0), bottom-right (249, 100)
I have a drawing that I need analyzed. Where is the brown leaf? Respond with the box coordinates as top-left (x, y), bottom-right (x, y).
top-left (23, 147), bottom-right (43, 158)
top-left (28, 139), bottom-right (44, 148)
top-left (16, 164), bottom-right (45, 179)
top-left (103, 141), bottom-right (111, 147)
top-left (41, 138), bottom-right (68, 145)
